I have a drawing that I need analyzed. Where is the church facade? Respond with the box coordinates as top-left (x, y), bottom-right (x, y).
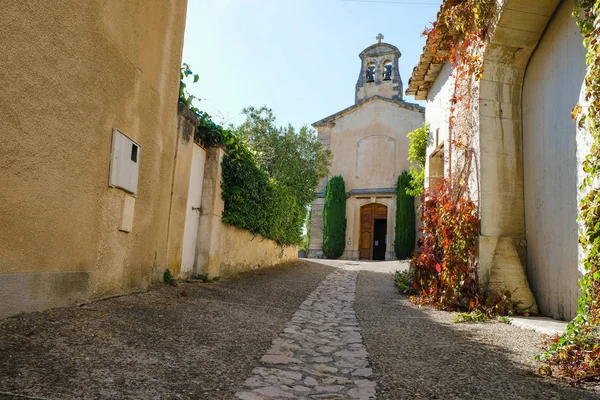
top-left (307, 37), bottom-right (424, 261)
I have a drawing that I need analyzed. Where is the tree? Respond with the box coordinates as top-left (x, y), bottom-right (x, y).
top-left (322, 176), bottom-right (347, 259)
top-left (406, 123), bottom-right (430, 196)
top-left (235, 106), bottom-right (332, 207)
top-left (395, 172), bottom-right (415, 259)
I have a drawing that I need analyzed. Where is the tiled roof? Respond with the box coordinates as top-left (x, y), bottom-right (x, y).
top-left (405, 0), bottom-right (458, 101)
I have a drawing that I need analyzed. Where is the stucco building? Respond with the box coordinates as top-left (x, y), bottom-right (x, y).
top-left (0, 0), bottom-right (191, 319)
top-left (406, 0), bottom-right (588, 320)
top-left (0, 1), bottom-right (298, 320)
top-left (308, 36), bottom-right (424, 261)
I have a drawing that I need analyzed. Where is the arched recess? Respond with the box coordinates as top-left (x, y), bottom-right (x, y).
top-left (477, 0), bottom-right (561, 313)
top-left (355, 135), bottom-right (396, 185)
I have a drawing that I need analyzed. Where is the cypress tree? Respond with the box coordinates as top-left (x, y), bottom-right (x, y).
top-left (322, 176), bottom-right (347, 259)
top-left (395, 172), bottom-right (416, 259)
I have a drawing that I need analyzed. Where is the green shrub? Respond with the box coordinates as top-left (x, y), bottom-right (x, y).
top-left (221, 152), bottom-right (304, 246)
top-left (406, 123), bottom-right (430, 197)
top-left (163, 269), bottom-right (176, 286)
top-left (394, 269), bottom-right (417, 295)
top-left (322, 176), bottom-right (346, 259)
top-left (455, 309), bottom-right (489, 323)
top-left (395, 172), bottom-right (416, 259)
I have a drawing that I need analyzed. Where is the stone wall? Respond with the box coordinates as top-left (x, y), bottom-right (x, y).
top-left (196, 148), bottom-right (298, 277)
top-left (0, 0), bottom-right (188, 319)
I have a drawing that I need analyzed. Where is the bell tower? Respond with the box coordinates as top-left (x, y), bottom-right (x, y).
top-left (355, 34), bottom-right (403, 104)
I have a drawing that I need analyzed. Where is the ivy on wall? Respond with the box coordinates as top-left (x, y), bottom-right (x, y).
top-left (411, 0), bottom-right (497, 312)
top-left (179, 64), bottom-right (245, 157)
top-left (221, 151), bottom-right (304, 246)
top-left (179, 65), bottom-right (329, 247)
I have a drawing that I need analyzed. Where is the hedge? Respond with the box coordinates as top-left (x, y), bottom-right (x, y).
top-left (221, 152), bottom-right (304, 246)
top-left (395, 172), bottom-right (416, 259)
top-left (322, 176), bottom-right (347, 259)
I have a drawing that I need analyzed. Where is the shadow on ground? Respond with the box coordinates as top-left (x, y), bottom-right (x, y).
top-left (355, 270), bottom-right (598, 400)
top-left (0, 260), bottom-right (335, 400)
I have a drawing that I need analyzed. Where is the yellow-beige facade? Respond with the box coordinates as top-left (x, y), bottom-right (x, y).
top-left (0, 0), bottom-right (190, 319)
top-left (308, 38), bottom-right (424, 261)
top-left (0, 0), bottom-right (297, 319)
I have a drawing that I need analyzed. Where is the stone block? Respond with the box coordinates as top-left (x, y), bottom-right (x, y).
top-left (486, 237), bottom-right (538, 314)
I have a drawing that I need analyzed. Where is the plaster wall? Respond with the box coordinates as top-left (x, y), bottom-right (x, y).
top-left (474, 0), bottom-right (561, 313)
top-left (424, 63), bottom-right (454, 188)
top-left (308, 100), bottom-right (423, 259)
top-left (327, 101), bottom-right (424, 192)
top-left (522, 1), bottom-right (587, 320)
top-left (196, 148), bottom-right (298, 277)
top-left (0, 0), bottom-right (188, 318)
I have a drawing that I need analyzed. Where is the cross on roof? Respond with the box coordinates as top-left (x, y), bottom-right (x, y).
top-left (376, 33), bottom-right (384, 43)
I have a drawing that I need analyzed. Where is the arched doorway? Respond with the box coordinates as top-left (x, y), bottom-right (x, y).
top-left (359, 203), bottom-right (388, 260)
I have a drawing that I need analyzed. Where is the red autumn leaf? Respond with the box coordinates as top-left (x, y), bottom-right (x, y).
top-left (435, 263), bottom-right (442, 273)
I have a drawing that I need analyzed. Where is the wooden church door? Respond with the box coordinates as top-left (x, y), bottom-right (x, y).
top-left (359, 203), bottom-right (387, 260)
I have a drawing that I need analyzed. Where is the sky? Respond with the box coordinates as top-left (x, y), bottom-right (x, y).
top-left (181, 0), bottom-right (442, 129)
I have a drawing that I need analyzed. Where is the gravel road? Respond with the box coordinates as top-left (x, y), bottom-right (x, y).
top-left (355, 269), bottom-right (597, 399)
top-left (1, 259), bottom-right (598, 399)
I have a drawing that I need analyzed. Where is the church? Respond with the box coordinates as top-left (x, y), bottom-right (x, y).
top-left (307, 35), bottom-right (424, 261)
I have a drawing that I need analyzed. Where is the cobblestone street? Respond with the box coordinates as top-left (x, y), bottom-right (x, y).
top-left (0, 260), bottom-right (597, 399)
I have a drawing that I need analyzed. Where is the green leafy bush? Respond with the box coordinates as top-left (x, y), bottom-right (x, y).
top-left (455, 309), bottom-right (489, 323)
top-left (322, 176), bottom-right (347, 259)
top-left (406, 123), bottom-right (430, 197)
top-left (395, 172), bottom-right (415, 259)
top-left (221, 152), bottom-right (304, 246)
top-left (394, 269), bottom-right (417, 295)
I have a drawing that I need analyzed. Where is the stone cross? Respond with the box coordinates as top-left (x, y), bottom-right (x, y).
top-left (376, 33), bottom-right (384, 43)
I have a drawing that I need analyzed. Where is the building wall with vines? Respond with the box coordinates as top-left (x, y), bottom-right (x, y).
top-left (407, 0), bottom-right (593, 319)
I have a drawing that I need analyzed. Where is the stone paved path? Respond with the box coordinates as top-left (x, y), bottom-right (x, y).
top-left (235, 269), bottom-right (376, 400)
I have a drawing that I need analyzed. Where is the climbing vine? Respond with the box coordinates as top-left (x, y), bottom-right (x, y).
top-left (538, 1), bottom-right (600, 382)
top-left (424, 0), bottom-right (497, 199)
top-left (411, 0), bottom-right (498, 310)
top-left (179, 64), bottom-right (245, 157)
top-left (179, 64), bottom-right (329, 246)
